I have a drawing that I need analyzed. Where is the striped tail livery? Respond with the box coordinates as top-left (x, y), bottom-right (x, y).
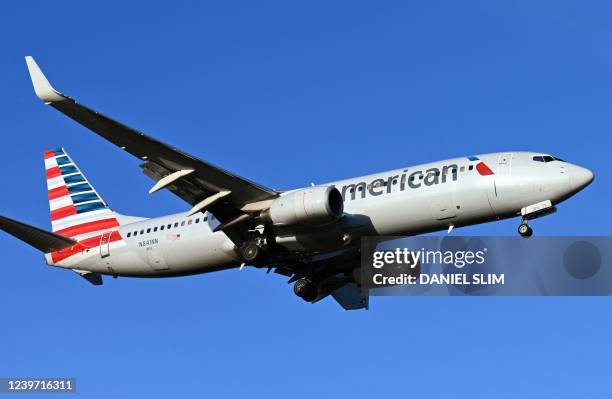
top-left (45, 148), bottom-right (119, 238)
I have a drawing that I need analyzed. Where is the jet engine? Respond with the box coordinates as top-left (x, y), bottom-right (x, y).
top-left (264, 185), bottom-right (344, 227)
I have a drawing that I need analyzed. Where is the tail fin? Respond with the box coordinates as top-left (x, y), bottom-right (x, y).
top-left (44, 148), bottom-right (120, 238)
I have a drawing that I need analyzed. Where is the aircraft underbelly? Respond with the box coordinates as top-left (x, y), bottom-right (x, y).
top-left (346, 179), bottom-right (495, 236)
top-left (88, 229), bottom-right (239, 277)
top-left (160, 233), bottom-right (238, 273)
top-left (146, 247), bottom-right (169, 270)
top-left (428, 193), bottom-right (457, 220)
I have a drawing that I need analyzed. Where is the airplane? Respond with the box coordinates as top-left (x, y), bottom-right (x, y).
top-left (0, 56), bottom-right (594, 310)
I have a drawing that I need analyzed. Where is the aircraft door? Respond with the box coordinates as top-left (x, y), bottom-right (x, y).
top-left (100, 231), bottom-right (112, 258)
top-left (494, 153), bottom-right (514, 199)
top-left (487, 152), bottom-right (520, 215)
top-left (497, 153), bottom-right (513, 177)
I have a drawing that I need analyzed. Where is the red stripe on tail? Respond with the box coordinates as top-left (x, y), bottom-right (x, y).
top-left (55, 218), bottom-right (120, 237)
top-left (48, 186), bottom-right (70, 200)
top-left (46, 166), bottom-right (61, 179)
top-left (50, 205), bottom-right (77, 221)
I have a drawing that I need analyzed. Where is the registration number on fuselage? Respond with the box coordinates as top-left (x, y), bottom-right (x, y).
top-left (138, 238), bottom-right (159, 247)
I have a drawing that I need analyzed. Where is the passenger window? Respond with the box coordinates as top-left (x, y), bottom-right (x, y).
top-left (146, 228), bottom-right (151, 233)
top-left (460, 166), bottom-right (465, 172)
top-left (127, 232), bottom-right (131, 237)
top-left (167, 224), bottom-right (172, 229)
top-left (468, 165), bottom-right (474, 171)
top-left (181, 221), bottom-right (185, 226)
top-left (160, 225), bottom-right (165, 230)
top-left (174, 223), bottom-right (179, 228)
top-left (195, 218), bottom-right (200, 223)
top-left (133, 231), bottom-right (138, 236)
top-left (140, 230), bottom-right (144, 234)
top-left (188, 219), bottom-right (193, 225)
top-left (203, 217), bottom-right (208, 221)
top-left (153, 227), bottom-right (158, 232)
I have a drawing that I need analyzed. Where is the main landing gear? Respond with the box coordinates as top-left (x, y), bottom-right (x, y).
top-left (241, 240), bottom-right (269, 266)
top-left (518, 221), bottom-right (533, 238)
top-left (293, 279), bottom-right (318, 302)
top-left (240, 224), bottom-right (274, 265)
top-left (242, 242), bottom-right (261, 263)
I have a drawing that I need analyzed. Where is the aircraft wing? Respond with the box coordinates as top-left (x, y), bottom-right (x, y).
top-left (331, 282), bottom-right (368, 310)
top-left (25, 57), bottom-right (278, 243)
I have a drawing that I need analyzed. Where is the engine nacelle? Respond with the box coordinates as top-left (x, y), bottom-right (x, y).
top-left (265, 186), bottom-right (344, 227)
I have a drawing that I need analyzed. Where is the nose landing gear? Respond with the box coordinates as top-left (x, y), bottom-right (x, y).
top-left (518, 221), bottom-right (533, 238)
top-left (517, 200), bottom-right (556, 238)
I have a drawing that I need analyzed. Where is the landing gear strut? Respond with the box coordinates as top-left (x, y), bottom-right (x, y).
top-left (518, 221), bottom-right (533, 238)
top-left (293, 279), bottom-right (318, 302)
top-left (518, 200), bottom-right (556, 238)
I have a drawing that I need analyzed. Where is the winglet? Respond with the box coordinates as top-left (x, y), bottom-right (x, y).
top-left (24, 56), bottom-right (65, 103)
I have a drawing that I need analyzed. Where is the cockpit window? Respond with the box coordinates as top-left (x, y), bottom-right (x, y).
top-left (533, 155), bottom-right (565, 163)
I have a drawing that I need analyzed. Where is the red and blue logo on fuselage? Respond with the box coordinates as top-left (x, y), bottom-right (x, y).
top-left (468, 156), bottom-right (494, 176)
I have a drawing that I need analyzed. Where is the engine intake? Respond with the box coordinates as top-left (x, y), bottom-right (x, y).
top-left (266, 186), bottom-right (344, 227)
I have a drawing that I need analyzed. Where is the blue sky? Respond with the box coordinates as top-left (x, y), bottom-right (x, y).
top-left (1, 1), bottom-right (611, 397)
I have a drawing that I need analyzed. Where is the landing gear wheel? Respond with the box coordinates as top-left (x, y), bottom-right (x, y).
top-left (293, 279), bottom-right (318, 302)
top-left (242, 242), bottom-right (261, 263)
top-left (518, 223), bottom-right (533, 238)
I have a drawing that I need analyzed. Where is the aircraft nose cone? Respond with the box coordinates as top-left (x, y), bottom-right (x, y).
top-left (569, 165), bottom-right (594, 192)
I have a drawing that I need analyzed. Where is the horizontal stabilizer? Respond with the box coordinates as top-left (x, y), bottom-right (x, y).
top-left (0, 215), bottom-right (76, 253)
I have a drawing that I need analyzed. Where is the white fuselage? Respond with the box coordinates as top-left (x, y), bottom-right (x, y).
top-left (46, 151), bottom-right (593, 277)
